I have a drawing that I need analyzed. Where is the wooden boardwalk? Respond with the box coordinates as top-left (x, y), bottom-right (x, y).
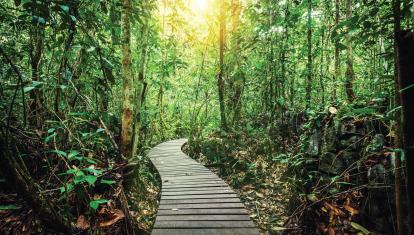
top-left (148, 139), bottom-right (260, 235)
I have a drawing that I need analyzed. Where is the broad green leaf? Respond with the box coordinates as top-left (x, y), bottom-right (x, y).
top-left (70, 15), bottom-right (77, 22)
top-left (60, 183), bottom-right (74, 193)
top-left (23, 86), bottom-right (36, 93)
top-left (89, 199), bottom-right (108, 210)
top-left (60, 5), bottom-right (69, 13)
top-left (85, 175), bottom-right (97, 185)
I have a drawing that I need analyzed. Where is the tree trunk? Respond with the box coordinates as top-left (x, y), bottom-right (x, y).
top-left (333, 0), bottom-right (340, 103)
top-left (393, 0), bottom-right (405, 234)
top-left (131, 18), bottom-right (149, 159)
top-left (396, 31), bottom-right (414, 235)
top-left (231, 0), bottom-right (242, 124)
top-left (218, 0), bottom-right (228, 130)
top-left (305, 0), bottom-right (312, 109)
top-left (29, 26), bottom-right (43, 127)
top-left (120, 0), bottom-right (134, 158)
top-left (344, 0), bottom-right (356, 103)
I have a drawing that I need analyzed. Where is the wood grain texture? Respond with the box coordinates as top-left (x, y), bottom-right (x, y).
top-left (149, 139), bottom-right (259, 234)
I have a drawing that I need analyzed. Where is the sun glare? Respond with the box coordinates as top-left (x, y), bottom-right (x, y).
top-left (190, 0), bottom-right (209, 15)
top-left (194, 0), bottom-right (208, 10)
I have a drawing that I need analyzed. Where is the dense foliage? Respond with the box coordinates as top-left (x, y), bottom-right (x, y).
top-left (1, 0), bottom-right (413, 234)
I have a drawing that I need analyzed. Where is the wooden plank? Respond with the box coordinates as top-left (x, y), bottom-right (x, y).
top-left (162, 183), bottom-right (229, 189)
top-left (155, 220), bottom-right (255, 228)
top-left (161, 194), bottom-right (238, 200)
top-left (149, 139), bottom-right (259, 235)
top-left (162, 186), bottom-right (229, 192)
top-left (159, 203), bottom-right (244, 209)
top-left (152, 228), bottom-right (259, 235)
top-left (163, 180), bottom-right (225, 186)
top-left (161, 189), bottom-right (233, 196)
top-left (163, 176), bottom-right (220, 181)
top-left (160, 198), bottom-right (241, 204)
top-left (158, 171), bottom-right (213, 175)
top-left (156, 215), bottom-right (251, 221)
top-left (157, 208), bottom-right (248, 215)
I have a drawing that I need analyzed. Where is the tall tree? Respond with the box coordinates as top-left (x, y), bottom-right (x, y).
top-left (131, 15), bottom-right (150, 159)
top-left (333, 0), bottom-right (340, 102)
top-left (393, 0), bottom-right (404, 234)
top-left (120, 0), bottom-right (134, 158)
top-left (344, 0), bottom-right (356, 102)
top-left (218, 0), bottom-right (228, 130)
top-left (305, 0), bottom-right (312, 109)
top-left (396, 31), bottom-right (414, 235)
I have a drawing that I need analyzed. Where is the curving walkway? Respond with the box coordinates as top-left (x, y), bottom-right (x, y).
top-left (148, 139), bottom-right (260, 235)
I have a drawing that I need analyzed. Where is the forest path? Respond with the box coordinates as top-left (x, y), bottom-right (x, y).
top-left (148, 139), bottom-right (260, 235)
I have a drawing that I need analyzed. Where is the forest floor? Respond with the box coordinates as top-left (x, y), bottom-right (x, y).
top-left (184, 132), bottom-right (294, 234)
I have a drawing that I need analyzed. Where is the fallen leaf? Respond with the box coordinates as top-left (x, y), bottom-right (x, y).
top-left (343, 205), bottom-right (359, 216)
top-left (99, 209), bottom-right (125, 227)
top-left (76, 215), bottom-right (90, 230)
top-left (329, 107), bottom-right (338, 114)
top-left (351, 222), bottom-right (370, 234)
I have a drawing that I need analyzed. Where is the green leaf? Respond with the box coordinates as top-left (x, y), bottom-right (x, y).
top-left (70, 15), bottom-right (77, 22)
top-left (100, 179), bottom-right (116, 185)
top-left (68, 150), bottom-right (80, 160)
top-left (23, 86), bottom-right (36, 93)
top-left (89, 199), bottom-right (108, 210)
top-left (83, 167), bottom-right (103, 176)
top-left (87, 46), bottom-right (96, 52)
top-left (400, 84), bottom-right (414, 93)
top-left (23, 81), bottom-right (43, 93)
top-left (0, 205), bottom-right (19, 210)
top-left (59, 5), bottom-right (69, 13)
top-left (60, 183), bottom-right (74, 193)
top-left (350, 222), bottom-right (370, 234)
top-left (85, 175), bottom-right (97, 185)
top-left (47, 128), bottom-right (56, 134)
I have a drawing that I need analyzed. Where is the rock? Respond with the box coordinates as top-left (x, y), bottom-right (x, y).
top-left (321, 121), bottom-right (337, 154)
top-left (339, 135), bottom-right (360, 151)
top-left (341, 151), bottom-right (357, 165)
top-left (367, 164), bottom-right (388, 197)
top-left (307, 130), bottom-right (321, 157)
top-left (368, 164), bottom-right (386, 185)
top-left (366, 134), bottom-right (385, 153)
top-left (319, 152), bottom-right (344, 174)
top-left (339, 120), bottom-right (357, 137)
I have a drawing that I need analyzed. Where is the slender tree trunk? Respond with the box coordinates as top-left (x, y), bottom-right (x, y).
top-left (396, 31), bottom-right (414, 235)
top-left (231, 0), bottom-right (242, 124)
top-left (306, 0), bottom-right (312, 109)
top-left (131, 19), bottom-right (149, 159)
top-left (218, 0), bottom-right (228, 130)
top-left (333, 0), bottom-right (340, 103)
top-left (344, 0), bottom-right (356, 103)
top-left (54, 3), bottom-right (78, 114)
top-left (393, 1), bottom-right (405, 234)
top-left (120, 0), bottom-right (134, 158)
top-left (29, 26), bottom-right (43, 127)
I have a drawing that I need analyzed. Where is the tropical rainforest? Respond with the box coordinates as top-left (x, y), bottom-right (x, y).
top-left (1, 0), bottom-right (414, 234)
